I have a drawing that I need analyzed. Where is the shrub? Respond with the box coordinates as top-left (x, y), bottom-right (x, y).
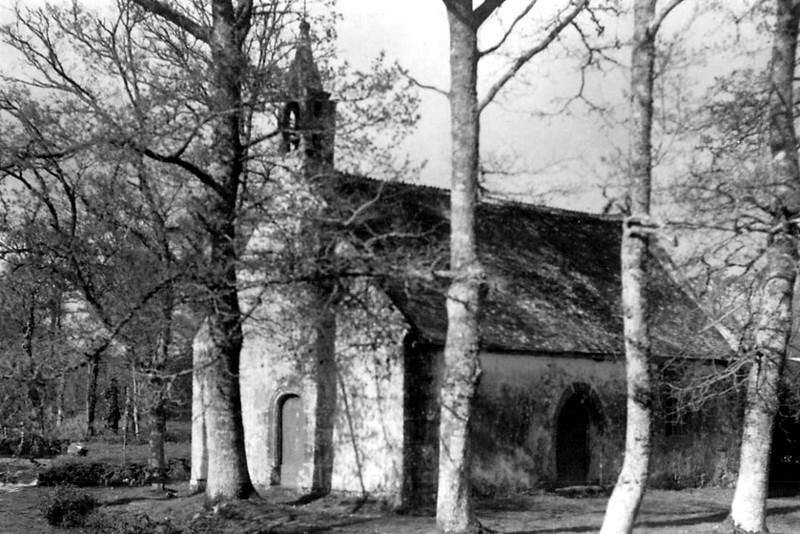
top-left (0, 433), bottom-right (65, 458)
top-left (38, 462), bottom-right (108, 487)
top-left (87, 511), bottom-right (180, 534)
top-left (165, 457), bottom-right (191, 482)
top-left (39, 486), bottom-right (98, 527)
top-left (38, 458), bottom-right (192, 487)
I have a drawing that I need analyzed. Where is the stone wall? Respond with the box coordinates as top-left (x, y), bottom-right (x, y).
top-left (401, 349), bottom-right (742, 503)
top-left (472, 353), bottom-right (627, 494)
top-left (238, 280), bottom-right (405, 496)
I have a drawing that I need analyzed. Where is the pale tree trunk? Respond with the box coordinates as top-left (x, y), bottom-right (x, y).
top-left (730, 239), bottom-right (795, 533)
top-left (148, 305), bottom-right (170, 490)
top-left (122, 386), bottom-right (130, 464)
top-left (436, 0), bottom-right (589, 529)
top-left (190, 323), bottom-right (211, 493)
top-left (437, 2), bottom-right (483, 533)
top-left (56, 372), bottom-right (66, 428)
top-left (51, 295), bottom-right (65, 429)
top-left (730, 2), bottom-right (800, 532)
top-left (85, 354), bottom-right (100, 438)
top-left (600, 1), bottom-right (658, 532)
top-left (130, 0), bottom-right (255, 500)
top-left (131, 362), bottom-right (140, 438)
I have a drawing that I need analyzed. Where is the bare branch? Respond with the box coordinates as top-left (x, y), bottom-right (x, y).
top-left (649, 0), bottom-right (689, 36)
top-left (480, 0), bottom-right (538, 57)
top-left (479, 0), bottom-right (588, 112)
top-left (398, 66), bottom-right (449, 98)
top-left (137, 145), bottom-right (225, 198)
top-left (474, 0), bottom-right (508, 26)
top-left (129, 0), bottom-right (210, 42)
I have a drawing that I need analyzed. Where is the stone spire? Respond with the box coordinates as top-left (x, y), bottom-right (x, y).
top-left (280, 19), bottom-right (335, 167)
top-left (285, 19), bottom-right (322, 98)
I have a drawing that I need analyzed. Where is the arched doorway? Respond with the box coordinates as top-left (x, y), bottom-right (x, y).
top-left (770, 403), bottom-right (800, 493)
top-left (555, 384), bottom-right (603, 486)
top-left (277, 394), bottom-right (305, 488)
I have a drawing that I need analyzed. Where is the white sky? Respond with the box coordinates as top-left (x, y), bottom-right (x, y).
top-left (339, 0), bottom-right (620, 209)
top-left (336, 1), bottom-right (769, 212)
top-left (0, 1), bottom-right (770, 212)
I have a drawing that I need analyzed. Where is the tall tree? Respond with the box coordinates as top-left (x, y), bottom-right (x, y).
top-left (599, 1), bottom-right (688, 533)
top-left (437, 3), bottom-right (484, 531)
top-left (729, 1), bottom-right (800, 532)
top-left (124, 0), bottom-right (257, 500)
top-left (0, 0), bottom-right (241, 495)
top-left (436, 1), bottom-right (591, 532)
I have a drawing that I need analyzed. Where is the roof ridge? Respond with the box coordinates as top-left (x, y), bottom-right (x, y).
top-left (335, 172), bottom-right (622, 221)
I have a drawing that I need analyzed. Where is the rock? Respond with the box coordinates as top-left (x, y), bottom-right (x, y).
top-left (66, 442), bottom-right (88, 456)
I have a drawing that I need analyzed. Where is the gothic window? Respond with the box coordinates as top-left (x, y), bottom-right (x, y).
top-left (281, 102), bottom-right (301, 152)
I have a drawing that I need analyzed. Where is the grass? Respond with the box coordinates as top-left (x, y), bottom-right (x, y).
top-left (50, 420), bottom-right (192, 465)
top-left (0, 420), bottom-right (191, 489)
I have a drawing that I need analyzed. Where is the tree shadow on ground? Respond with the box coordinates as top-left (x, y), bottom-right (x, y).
top-left (284, 491), bottom-right (328, 506)
top-left (219, 516), bottom-right (376, 534)
top-left (768, 504), bottom-right (800, 516)
top-left (505, 510), bottom-right (731, 534)
top-left (102, 496), bottom-right (149, 506)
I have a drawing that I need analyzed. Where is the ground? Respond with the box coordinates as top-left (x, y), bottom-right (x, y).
top-left (2, 482), bottom-right (800, 533)
top-left (1, 433), bottom-right (798, 533)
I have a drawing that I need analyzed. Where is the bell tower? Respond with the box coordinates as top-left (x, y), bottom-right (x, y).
top-left (280, 19), bottom-right (336, 177)
top-left (277, 18), bottom-right (339, 496)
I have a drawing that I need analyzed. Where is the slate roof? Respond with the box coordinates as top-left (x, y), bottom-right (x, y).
top-left (327, 175), bottom-right (730, 359)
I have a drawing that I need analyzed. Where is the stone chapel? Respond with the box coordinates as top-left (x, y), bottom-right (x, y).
top-left (189, 20), bottom-right (800, 506)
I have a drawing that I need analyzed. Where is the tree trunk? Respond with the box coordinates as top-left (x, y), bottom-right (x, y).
top-left (204, 306), bottom-right (253, 499)
top-left (53, 295), bottom-right (65, 429)
top-left (128, 0), bottom-right (255, 500)
top-left (437, 2), bottom-right (483, 533)
top-left (131, 362), bottom-right (140, 437)
top-left (147, 368), bottom-right (168, 490)
top-left (600, 1), bottom-right (657, 532)
top-left (56, 371), bottom-right (66, 428)
top-left (149, 294), bottom-right (173, 490)
top-left (122, 386), bottom-right (131, 464)
top-left (149, 393), bottom-right (167, 489)
top-left (197, 0), bottom-right (255, 501)
top-left (190, 322), bottom-right (211, 493)
top-left (132, 0), bottom-right (254, 500)
top-left (85, 354), bottom-right (100, 438)
top-left (312, 286), bottom-right (338, 495)
top-left (730, 2), bottom-right (800, 532)
top-left (730, 238), bottom-right (795, 533)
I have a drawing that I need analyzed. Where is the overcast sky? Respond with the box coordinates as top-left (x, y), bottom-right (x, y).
top-left (0, 1), bottom-right (768, 212)
top-left (339, 0), bottom-right (623, 209)
top-left (336, 1), bottom-right (768, 212)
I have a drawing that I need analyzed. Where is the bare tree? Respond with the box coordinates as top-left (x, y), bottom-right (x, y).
top-left (728, 1), bottom-right (800, 532)
top-left (599, 2), bottom-right (690, 533)
top-left (435, 1), bottom-right (593, 532)
top-left (114, 0), bottom-right (257, 500)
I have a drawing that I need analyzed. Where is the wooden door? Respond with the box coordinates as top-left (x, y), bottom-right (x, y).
top-left (279, 395), bottom-right (304, 488)
top-left (556, 395), bottom-right (590, 485)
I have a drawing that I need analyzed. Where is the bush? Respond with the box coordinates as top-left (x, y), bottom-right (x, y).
top-left (0, 433), bottom-right (65, 458)
top-left (165, 457), bottom-right (191, 482)
top-left (87, 511), bottom-right (180, 534)
top-left (39, 486), bottom-right (98, 527)
top-left (38, 462), bottom-right (108, 487)
top-left (38, 458), bottom-right (192, 487)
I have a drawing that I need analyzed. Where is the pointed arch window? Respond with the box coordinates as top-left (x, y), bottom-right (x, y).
top-left (281, 102), bottom-right (301, 153)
